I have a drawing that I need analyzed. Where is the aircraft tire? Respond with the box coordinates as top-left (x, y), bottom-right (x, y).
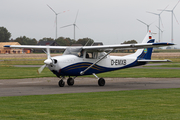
top-left (59, 80), bottom-right (65, 87)
top-left (98, 78), bottom-right (105, 86)
top-left (67, 78), bottom-right (74, 86)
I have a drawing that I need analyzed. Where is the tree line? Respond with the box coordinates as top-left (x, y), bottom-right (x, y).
top-left (0, 26), bottom-right (137, 46)
top-left (0, 26), bottom-right (94, 46)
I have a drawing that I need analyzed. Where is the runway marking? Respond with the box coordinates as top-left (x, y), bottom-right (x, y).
top-left (18, 81), bottom-right (43, 84)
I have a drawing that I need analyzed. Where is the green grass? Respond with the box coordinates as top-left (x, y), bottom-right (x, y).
top-left (0, 88), bottom-right (180, 119)
top-left (144, 63), bottom-right (180, 68)
top-left (0, 66), bottom-right (180, 79)
top-left (153, 49), bottom-right (180, 53)
top-left (0, 66), bottom-right (55, 79)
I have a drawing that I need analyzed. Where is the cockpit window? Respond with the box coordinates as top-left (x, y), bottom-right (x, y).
top-left (63, 47), bottom-right (82, 56)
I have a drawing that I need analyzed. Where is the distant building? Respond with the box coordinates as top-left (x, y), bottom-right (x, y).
top-left (0, 42), bottom-right (22, 54)
top-left (71, 44), bottom-right (82, 46)
top-left (92, 42), bottom-right (103, 46)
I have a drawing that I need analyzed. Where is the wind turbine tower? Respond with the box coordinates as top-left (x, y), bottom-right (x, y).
top-left (61, 10), bottom-right (79, 40)
top-left (159, 0), bottom-right (180, 43)
top-left (147, 5), bottom-right (168, 42)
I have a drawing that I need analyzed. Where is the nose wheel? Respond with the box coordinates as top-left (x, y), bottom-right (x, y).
top-left (58, 79), bottom-right (65, 87)
top-left (58, 77), bottom-right (76, 87)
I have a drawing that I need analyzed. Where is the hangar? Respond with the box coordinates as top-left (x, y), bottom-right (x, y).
top-left (0, 42), bottom-right (22, 54)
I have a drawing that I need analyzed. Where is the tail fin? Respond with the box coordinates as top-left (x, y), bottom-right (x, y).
top-left (129, 31), bottom-right (155, 60)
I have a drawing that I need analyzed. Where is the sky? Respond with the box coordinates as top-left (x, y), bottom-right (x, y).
top-left (1, 0), bottom-right (180, 48)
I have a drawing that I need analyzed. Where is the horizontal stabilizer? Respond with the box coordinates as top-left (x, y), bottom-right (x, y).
top-left (138, 59), bottom-right (172, 62)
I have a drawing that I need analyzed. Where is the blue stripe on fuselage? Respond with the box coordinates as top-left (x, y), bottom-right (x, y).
top-left (55, 60), bottom-right (143, 76)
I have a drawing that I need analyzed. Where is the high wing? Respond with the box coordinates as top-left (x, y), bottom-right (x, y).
top-left (4, 45), bottom-right (67, 50)
top-left (82, 42), bottom-right (175, 52)
top-left (4, 42), bottom-right (174, 51)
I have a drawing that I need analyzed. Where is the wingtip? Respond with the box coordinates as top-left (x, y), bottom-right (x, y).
top-left (4, 45), bottom-right (10, 47)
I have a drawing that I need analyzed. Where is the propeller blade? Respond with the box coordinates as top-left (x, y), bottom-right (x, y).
top-left (37, 64), bottom-right (46, 74)
top-left (47, 46), bottom-right (51, 59)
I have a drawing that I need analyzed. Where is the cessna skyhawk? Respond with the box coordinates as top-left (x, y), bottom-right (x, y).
top-left (4, 31), bottom-right (174, 87)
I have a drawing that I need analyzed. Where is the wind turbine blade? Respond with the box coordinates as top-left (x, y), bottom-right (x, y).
top-left (158, 9), bottom-right (171, 12)
top-left (147, 11), bottom-right (158, 15)
top-left (156, 25), bottom-right (163, 32)
top-left (60, 24), bottom-right (73, 28)
top-left (74, 10), bottom-right (79, 24)
top-left (137, 19), bottom-right (148, 25)
top-left (159, 5), bottom-right (169, 14)
top-left (37, 64), bottom-right (46, 74)
top-left (173, 13), bottom-right (179, 25)
top-left (173, 0), bottom-right (180, 10)
top-left (47, 4), bottom-right (57, 14)
top-left (75, 24), bottom-right (80, 29)
top-left (149, 20), bottom-right (156, 26)
top-left (160, 17), bottom-right (164, 28)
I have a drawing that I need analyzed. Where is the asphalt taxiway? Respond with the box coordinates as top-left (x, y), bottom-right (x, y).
top-left (0, 77), bottom-right (180, 97)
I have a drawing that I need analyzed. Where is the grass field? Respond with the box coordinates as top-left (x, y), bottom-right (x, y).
top-left (0, 66), bottom-right (180, 79)
top-left (0, 53), bottom-right (180, 119)
top-left (0, 88), bottom-right (180, 119)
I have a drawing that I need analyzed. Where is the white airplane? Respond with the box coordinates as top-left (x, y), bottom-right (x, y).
top-left (4, 31), bottom-right (174, 87)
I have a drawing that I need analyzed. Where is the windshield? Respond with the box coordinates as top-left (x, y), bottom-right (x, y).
top-left (63, 47), bottom-right (82, 56)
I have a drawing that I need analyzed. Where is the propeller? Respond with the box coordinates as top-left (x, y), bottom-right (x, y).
top-left (37, 46), bottom-right (53, 74)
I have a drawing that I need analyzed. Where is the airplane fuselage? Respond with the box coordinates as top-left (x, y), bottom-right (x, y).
top-left (48, 54), bottom-right (142, 77)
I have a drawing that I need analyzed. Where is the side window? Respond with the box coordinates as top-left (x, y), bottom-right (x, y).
top-left (78, 50), bottom-right (84, 57)
top-left (86, 52), bottom-right (92, 59)
top-left (86, 52), bottom-right (98, 59)
top-left (98, 52), bottom-right (107, 59)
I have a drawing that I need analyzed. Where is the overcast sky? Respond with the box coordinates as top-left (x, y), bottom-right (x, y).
top-left (1, 0), bottom-right (180, 48)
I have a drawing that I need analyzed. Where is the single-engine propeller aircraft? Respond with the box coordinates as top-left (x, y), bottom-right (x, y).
top-left (4, 31), bottom-right (174, 87)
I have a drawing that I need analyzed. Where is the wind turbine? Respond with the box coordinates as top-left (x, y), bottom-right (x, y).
top-left (60, 10), bottom-right (79, 40)
top-left (137, 19), bottom-right (154, 32)
top-left (159, 0), bottom-right (180, 43)
top-left (147, 5), bottom-right (168, 42)
top-left (47, 4), bottom-right (68, 39)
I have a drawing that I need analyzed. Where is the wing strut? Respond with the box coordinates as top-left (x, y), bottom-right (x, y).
top-left (80, 49), bottom-right (114, 75)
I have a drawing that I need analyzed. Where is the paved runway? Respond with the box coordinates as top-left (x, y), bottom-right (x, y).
top-left (0, 77), bottom-right (180, 97)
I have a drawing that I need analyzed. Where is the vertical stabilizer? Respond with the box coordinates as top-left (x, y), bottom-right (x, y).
top-left (128, 31), bottom-right (155, 60)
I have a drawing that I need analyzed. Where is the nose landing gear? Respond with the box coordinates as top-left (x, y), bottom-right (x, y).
top-left (58, 79), bottom-right (65, 87)
top-left (58, 77), bottom-right (76, 87)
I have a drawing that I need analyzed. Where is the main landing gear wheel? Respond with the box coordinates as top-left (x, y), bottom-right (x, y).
top-left (98, 78), bottom-right (105, 86)
top-left (67, 78), bottom-right (74, 86)
top-left (59, 79), bottom-right (65, 87)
